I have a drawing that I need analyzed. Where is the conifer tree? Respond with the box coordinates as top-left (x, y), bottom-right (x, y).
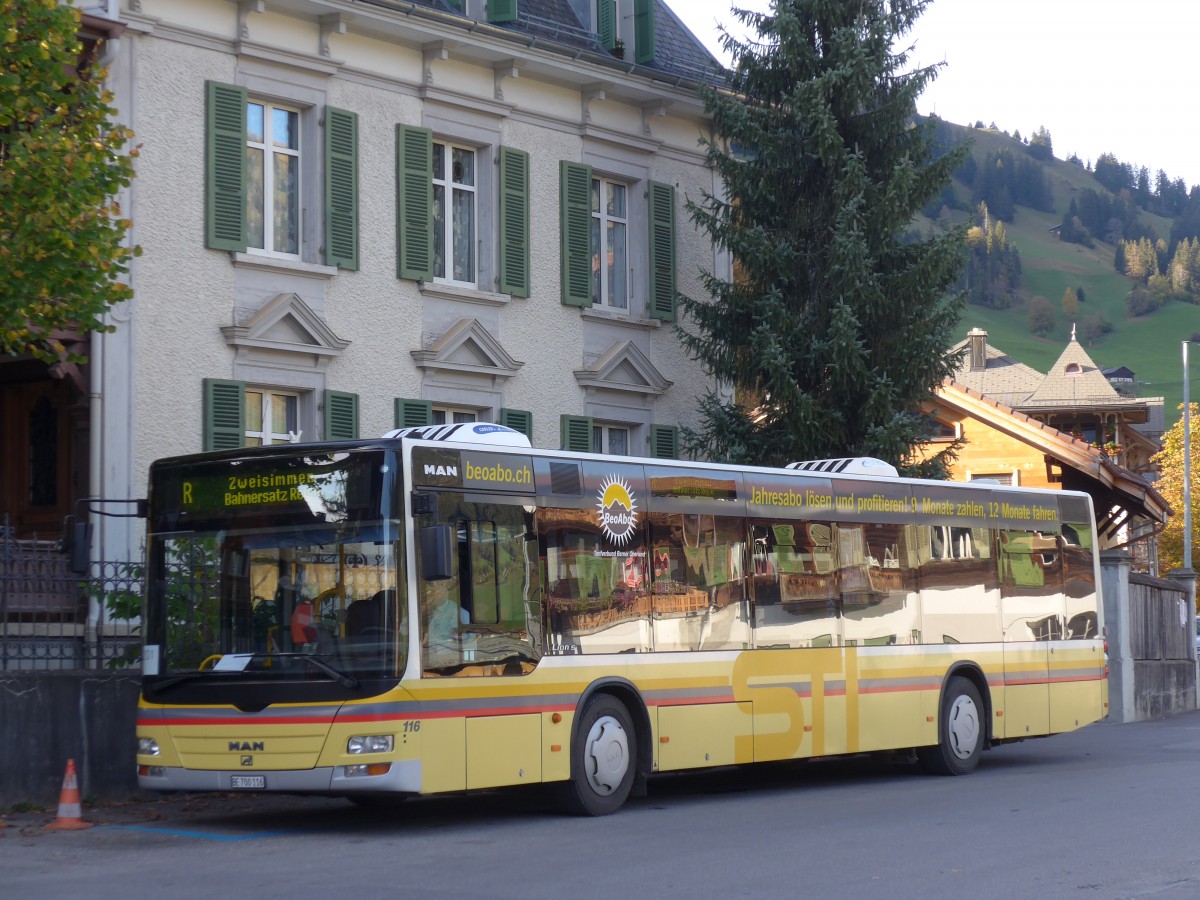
top-left (679, 0), bottom-right (967, 473)
top-left (1027, 125), bottom-right (1053, 161)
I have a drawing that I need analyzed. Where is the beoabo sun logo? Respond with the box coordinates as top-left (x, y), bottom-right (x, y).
top-left (596, 476), bottom-right (638, 545)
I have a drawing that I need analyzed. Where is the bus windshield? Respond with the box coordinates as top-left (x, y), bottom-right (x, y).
top-left (144, 449), bottom-right (404, 684)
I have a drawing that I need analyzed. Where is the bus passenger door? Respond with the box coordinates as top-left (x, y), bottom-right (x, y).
top-left (1052, 521), bottom-right (1106, 731)
top-left (999, 530), bottom-right (1059, 738)
top-left (415, 489), bottom-right (545, 791)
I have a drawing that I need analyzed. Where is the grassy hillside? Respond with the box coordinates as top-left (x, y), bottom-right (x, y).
top-left (936, 122), bottom-right (1194, 427)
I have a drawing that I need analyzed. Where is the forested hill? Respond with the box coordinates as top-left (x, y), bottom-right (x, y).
top-left (919, 117), bottom-right (1199, 427)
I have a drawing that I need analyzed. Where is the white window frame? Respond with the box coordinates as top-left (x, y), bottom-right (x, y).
top-left (433, 141), bottom-right (478, 288)
top-left (591, 176), bottom-right (630, 310)
top-left (246, 388), bottom-right (303, 445)
top-left (925, 419), bottom-right (963, 442)
top-left (246, 99), bottom-right (302, 260)
top-left (966, 470), bottom-right (1018, 486)
top-left (432, 406), bottom-right (479, 426)
top-left (593, 422), bottom-right (631, 456)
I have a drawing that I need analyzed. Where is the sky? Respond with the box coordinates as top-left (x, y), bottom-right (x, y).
top-left (670, 0), bottom-right (1200, 190)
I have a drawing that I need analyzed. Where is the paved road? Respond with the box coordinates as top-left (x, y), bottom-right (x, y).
top-left (5, 711), bottom-right (1200, 899)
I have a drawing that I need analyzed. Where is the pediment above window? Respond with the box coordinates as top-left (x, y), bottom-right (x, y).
top-left (574, 341), bottom-right (672, 396)
top-left (410, 318), bottom-right (523, 378)
top-left (220, 293), bottom-right (349, 360)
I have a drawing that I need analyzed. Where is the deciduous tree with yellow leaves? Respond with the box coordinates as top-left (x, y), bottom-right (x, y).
top-left (1, 0), bottom-right (138, 362)
top-left (1151, 403), bottom-right (1200, 574)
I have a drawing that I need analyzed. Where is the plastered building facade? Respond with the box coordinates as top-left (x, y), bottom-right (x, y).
top-left (20, 1), bottom-right (729, 583)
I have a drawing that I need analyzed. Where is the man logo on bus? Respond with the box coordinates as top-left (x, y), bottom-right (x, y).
top-left (597, 476), bottom-right (638, 545)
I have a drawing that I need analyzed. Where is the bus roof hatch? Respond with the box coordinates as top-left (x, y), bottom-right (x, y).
top-left (383, 422), bottom-right (533, 448)
top-left (785, 457), bottom-right (899, 477)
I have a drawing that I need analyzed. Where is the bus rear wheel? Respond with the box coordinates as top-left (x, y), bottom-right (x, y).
top-left (559, 694), bottom-right (637, 816)
top-left (918, 675), bottom-right (984, 776)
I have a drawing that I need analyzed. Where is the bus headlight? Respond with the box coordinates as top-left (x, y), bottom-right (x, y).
top-left (347, 734), bottom-right (394, 754)
top-left (138, 738), bottom-right (160, 756)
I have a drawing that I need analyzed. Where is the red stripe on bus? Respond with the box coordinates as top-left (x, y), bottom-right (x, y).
top-left (859, 683), bottom-right (943, 695)
top-left (139, 702), bottom-right (581, 729)
top-left (648, 695), bottom-right (736, 708)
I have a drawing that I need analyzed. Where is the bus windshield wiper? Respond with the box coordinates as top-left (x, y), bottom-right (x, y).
top-left (151, 653), bottom-right (359, 690)
top-left (270, 653), bottom-right (360, 689)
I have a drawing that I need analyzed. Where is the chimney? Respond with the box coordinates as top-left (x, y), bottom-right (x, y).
top-left (968, 328), bottom-right (988, 371)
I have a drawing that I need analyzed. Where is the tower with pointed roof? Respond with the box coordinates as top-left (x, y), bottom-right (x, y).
top-left (950, 330), bottom-right (1159, 475)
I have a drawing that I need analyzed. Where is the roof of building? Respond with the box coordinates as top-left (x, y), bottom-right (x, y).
top-left (1131, 397), bottom-right (1166, 438)
top-left (1022, 334), bottom-right (1129, 408)
top-left (949, 336), bottom-right (1043, 408)
top-left (929, 379), bottom-right (1169, 535)
top-left (952, 329), bottom-right (1150, 419)
top-left (400, 0), bottom-right (722, 85)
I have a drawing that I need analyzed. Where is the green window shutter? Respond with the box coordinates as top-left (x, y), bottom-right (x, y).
top-left (396, 125), bottom-right (434, 282)
top-left (205, 81), bottom-right (247, 252)
top-left (647, 180), bottom-right (676, 321)
top-left (560, 414), bottom-right (593, 453)
top-left (499, 408), bottom-right (532, 439)
top-left (324, 107), bottom-right (359, 270)
top-left (597, 0), bottom-right (616, 49)
top-left (498, 146), bottom-right (530, 298)
top-left (560, 161), bottom-right (593, 307)
top-left (394, 398), bottom-right (433, 429)
top-left (324, 390), bottom-right (359, 440)
top-left (634, 0), bottom-right (655, 64)
top-left (488, 0), bottom-right (518, 23)
top-left (649, 424), bottom-right (678, 459)
top-left (203, 378), bottom-right (245, 451)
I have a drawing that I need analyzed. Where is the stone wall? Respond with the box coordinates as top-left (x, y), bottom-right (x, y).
top-left (0, 672), bottom-right (140, 807)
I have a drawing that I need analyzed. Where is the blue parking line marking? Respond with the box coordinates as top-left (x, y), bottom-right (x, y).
top-left (100, 824), bottom-right (322, 841)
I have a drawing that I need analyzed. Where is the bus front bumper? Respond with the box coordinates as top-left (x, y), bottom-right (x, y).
top-left (137, 758), bottom-right (421, 795)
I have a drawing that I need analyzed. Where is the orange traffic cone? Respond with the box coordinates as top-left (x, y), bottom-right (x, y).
top-left (44, 759), bottom-right (93, 830)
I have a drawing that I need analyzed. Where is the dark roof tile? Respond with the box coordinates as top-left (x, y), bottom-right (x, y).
top-left (399, 1), bottom-right (723, 85)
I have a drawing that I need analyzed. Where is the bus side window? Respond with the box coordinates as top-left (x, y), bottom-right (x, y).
top-left (422, 497), bottom-right (542, 675)
top-left (468, 519), bottom-right (499, 625)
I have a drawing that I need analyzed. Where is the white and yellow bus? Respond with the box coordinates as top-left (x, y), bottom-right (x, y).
top-left (136, 424), bottom-right (1106, 815)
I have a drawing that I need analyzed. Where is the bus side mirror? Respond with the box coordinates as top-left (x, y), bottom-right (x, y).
top-left (419, 525), bottom-right (454, 581)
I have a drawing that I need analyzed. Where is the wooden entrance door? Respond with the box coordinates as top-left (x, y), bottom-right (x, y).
top-left (0, 379), bottom-right (74, 538)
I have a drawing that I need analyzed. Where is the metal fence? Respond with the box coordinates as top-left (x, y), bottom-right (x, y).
top-left (0, 516), bottom-right (141, 671)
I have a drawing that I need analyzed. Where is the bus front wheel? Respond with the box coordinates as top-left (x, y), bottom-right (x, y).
top-left (560, 694), bottom-right (637, 816)
top-left (918, 675), bottom-right (984, 776)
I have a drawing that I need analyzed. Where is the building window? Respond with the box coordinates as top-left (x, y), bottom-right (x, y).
top-left (591, 178), bottom-right (628, 309)
top-left (593, 423), bottom-right (629, 455)
top-left (246, 101), bottom-right (300, 256)
top-left (246, 389), bottom-right (301, 445)
top-left (432, 406), bottom-right (477, 426)
top-left (969, 472), bottom-right (1017, 486)
top-left (923, 416), bottom-right (960, 442)
top-left (561, 163), bottom-right (674, 319)
top-left (433, 143), bottom-right (476, 284)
